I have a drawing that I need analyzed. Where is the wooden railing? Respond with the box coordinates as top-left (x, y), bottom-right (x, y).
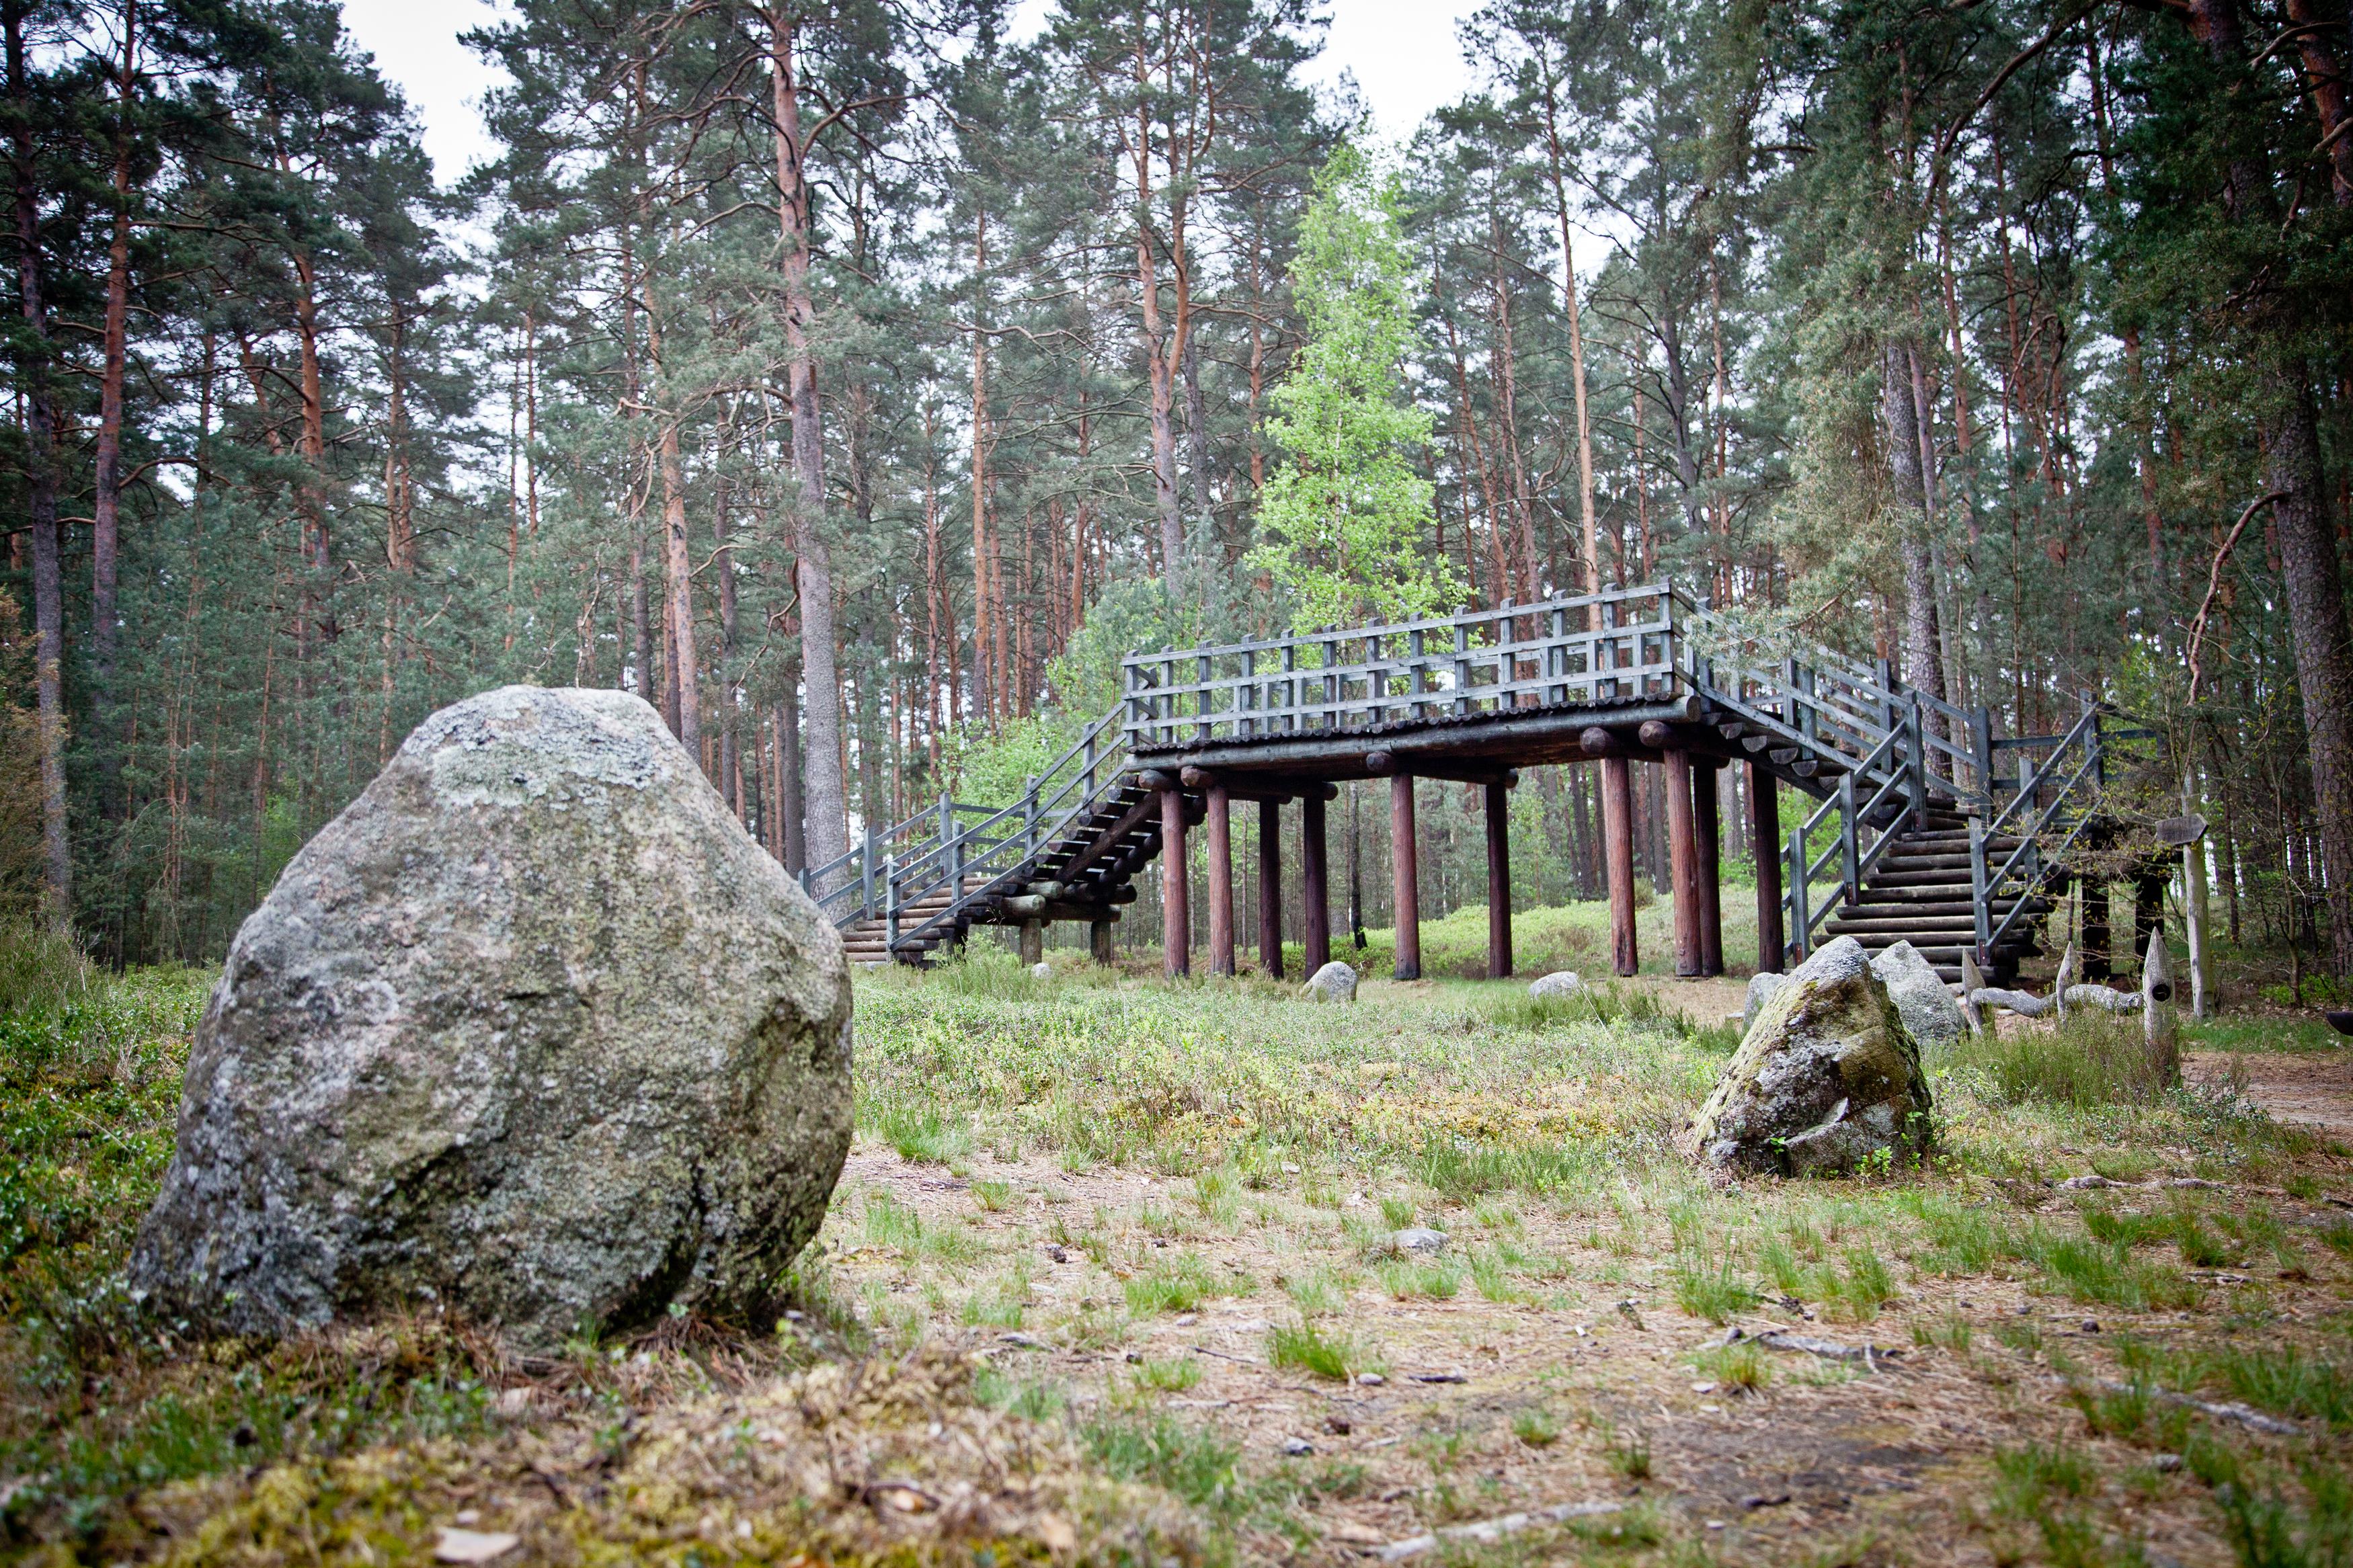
top-left (1121, 585), bottom-right (1681, 748)
top-left (1971, 698), bottom-right (2106, 963)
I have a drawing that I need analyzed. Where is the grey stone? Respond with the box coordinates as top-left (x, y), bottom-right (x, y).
top-left (1744, 971), bottom-right (1793, 1036)
top-left (1685, 936), bottom-right (1932, 1177)
top-left (1870, 940), bottom-right (1970, 1050)
top-left (1382, 1227), bottom-right (1449, 1254)
top-left (1304, 960), bottom-right (1358, 1003)
top-left (1527, 971), bottom-right (1583, 999)
top-left (1030, 962), bottom-right (1053, 980)
top-left (128, 686), bottom-right (853, 1349)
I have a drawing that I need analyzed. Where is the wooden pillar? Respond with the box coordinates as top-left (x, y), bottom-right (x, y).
top-left (1302, 792), bottom-right (1331, 975)
top-left (1485, 779), bottom-right (1513, 979)
top-left (1019, 919), bottom-right (1043, 966)
top-left (2080, 878), bottom-right (2110, 981)
top-left (1663, 749), bottom-right (1702, 977)
top-left (1391, 772), bottom-right (1421, 981)
top-left (1258, 798), bottom-right (1283, 979)
top-left (1205, 782), bottom-right (1236, 976)
top-left (1160, 786), bottom-right (1189, 977)
top-left (1090, 917), bottom-right (1115, 966)
top-left (1749, 761), bottom-right (1784, 972)
top-left (1693, 761), bottom-right (1723, 976)
top-left (1601, 755), bottom-right (1638, 977)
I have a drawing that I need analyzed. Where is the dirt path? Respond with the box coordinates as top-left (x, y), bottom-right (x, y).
top-left (2186, 1049), bottom-right (2353, 1140)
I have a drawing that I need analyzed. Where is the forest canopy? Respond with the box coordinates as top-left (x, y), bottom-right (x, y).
top-left (1, 0), bottom-right (2349, 976)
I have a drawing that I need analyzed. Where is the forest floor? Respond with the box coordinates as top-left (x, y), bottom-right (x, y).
top-left (4, 936), bottom-right (2352, 1567)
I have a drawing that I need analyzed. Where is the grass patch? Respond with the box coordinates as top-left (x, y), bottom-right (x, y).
top-left (1123, 1251), bottom-right (1231, 1315)
top-left (1943, 1009), bottom-right (2175, 1107)
top-left (1267, 1319), bottom-right (1378, 1382)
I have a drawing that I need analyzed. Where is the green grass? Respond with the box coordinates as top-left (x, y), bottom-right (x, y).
top-left (1123, 1251), bottom-right (1230, 1315)
top-left (1940, 1009), bottom-right (2176, 1107)
top-left (1671, 1246), bottom-right (1757, 1323)
top-left (1267, 1318), bottom-right (1378, 1382)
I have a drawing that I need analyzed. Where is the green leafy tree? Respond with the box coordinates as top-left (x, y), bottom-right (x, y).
top-left (1253, 142), bottom-right (1459, 629)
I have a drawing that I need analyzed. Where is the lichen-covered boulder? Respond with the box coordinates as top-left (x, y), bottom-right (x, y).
top-left (1685, 936), bottom-right (1931, 1177)
top-left (1304, 961), bottom-right (1358, 1003)
top-left (1870, 940), bottom-right (1970, 1051)
top-left (128, 686), bottom-right (852, 1348)
top-left (1528, 971), bottom-right (1582, 999)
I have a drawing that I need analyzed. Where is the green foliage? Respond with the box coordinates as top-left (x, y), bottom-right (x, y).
top-left (1940, 1010), bottom-right (2177, 1108)
top-left (1250, 141), bottom-right (1458, 628)
top-left (1267, 1318), bottom-right (1378, 1382)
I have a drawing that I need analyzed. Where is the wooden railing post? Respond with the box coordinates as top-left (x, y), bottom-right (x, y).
top-left (885, 854), bottom-right (900, 950)
top-left (1906, 697), bottom-right (1928, 833)
top-left (1839, 774), bottom-right (1860, 907)
top-left (1971, 708), bottom-right (1995, 803)
top-left (862, 827), bottom-right (876, 919)
top-left (1453, 622), bottom-right (1470, 716)
top-left (1549, 604), bottom-right (1566, 704)
top-left (1969, 817), bottom-right (1990, 964)
top-left (1786, 827), bottom-right (1810, 960)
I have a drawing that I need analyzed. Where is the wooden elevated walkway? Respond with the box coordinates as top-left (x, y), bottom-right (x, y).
top-left (818, 583), bottom-right (2120, 985)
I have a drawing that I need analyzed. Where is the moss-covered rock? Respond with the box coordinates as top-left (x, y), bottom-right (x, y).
top-left (128, 686), bottom-right (852, 1348)
top-left (1684, 936), bottom-right (1931, 1177)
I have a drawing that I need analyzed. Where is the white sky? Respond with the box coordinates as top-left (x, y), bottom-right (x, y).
top-left (335, 0), bottom-right (1487, 188)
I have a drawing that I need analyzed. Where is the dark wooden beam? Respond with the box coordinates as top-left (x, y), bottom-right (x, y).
top-left (1392, 772), bottom-right (1421, 981)
top-left (1258, 798), bottom-right (1283, 981)
top-left (1664, 749), bottom-right (1702, 977)
top-left (1135, 695), bottom-right (1703, 779)
top-left (1601, 754), bottom-right (1638, 977)
top-left (1060, 789), bottom-right (1159, 883)
top-left (1485, 779), bottom-right (1513, 980)
top-left (1750, 761), bottom-right (1784, 973)
top-left (1302, 792), bottom-right (1331, 975)
top-left (1161, 785), bottom-right (1189, 978)
top-left (1693, 760), bottom-right (1723, 976)
top-left (1205, 783), bottom-right (1236, 976)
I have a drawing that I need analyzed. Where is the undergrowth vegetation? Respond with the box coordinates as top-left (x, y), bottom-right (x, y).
top-left (1, 927), bottom-right (2347, 1565)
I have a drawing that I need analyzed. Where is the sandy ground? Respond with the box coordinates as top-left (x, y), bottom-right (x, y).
top-left (2188, 1049), bottom-right (2353, 1139)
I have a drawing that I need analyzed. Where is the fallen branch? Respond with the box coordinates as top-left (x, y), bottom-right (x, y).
top-left (2085, 1379), bottom-right (2303, 1437)
top-left (1756, 1331), bottom-right (1901, 1364)
top-left (1372, 1499), bottom-right (1627, 1561)
top-left (1969, 987), bottom-right (2051, 1018)
top-left (2062, 985), bottom-right (2145, 1014)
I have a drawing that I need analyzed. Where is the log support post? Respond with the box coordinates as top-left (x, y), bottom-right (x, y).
top-left (1258, 798), bottom-right (1283, 979)
top-left (1485, 779), bottom-right (1513, 979)
top-left (1205, 782), bottom-right (1235, 976)
top-left (2081, 878), bottom-right (2110, 982)
top-left (1749, 762), bottom-right (1784, 972)
top-left (1302, 792), bottom-right (1331, 976)
top-left (1019, 919), bottom-right (1043, 967)
top-left (1693, 760), bottom-right (1723, 977)
top-left (1601, 755), bottom-right (1638, 977)
top-left (1090, 918), bottom-right (1115, 966)
top-left (1160, 785), bottom-right (1189, 977)
top-left (1663, 749), bottom-right (1702, 977)
top-left (1392, 772), bottom-right (1421, 981)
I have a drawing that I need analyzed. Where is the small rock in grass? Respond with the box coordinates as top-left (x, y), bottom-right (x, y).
top-left (1281, 1436), bottom-right (1315, 1456)
top-left (1324, 1414), bottom-right (1352, 1435)
top-left (1354, 1371), bottom-right (1386, 1387)
top-left (1031, 962), bottom-right (1052, 980)
top-left (2081, 1320), bottom-right (2101, 1334)
top-left (1528, 970), bottom-right (1583, 999)
top-left (434, 1528), bottom-right (521, 1565)
top-left (1691, 1380), bottom-right (1718, 1394)
top-left (1304, 961), bottom-right (1358, 1003)
top-left (1384, 1227), bottom-right (1450, 1255)
top-left (2154, 1454), bottom-right (2184, 1472)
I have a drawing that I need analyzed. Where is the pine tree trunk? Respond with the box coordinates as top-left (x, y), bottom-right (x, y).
top-left (7, 0), bottom-right (69, 921)
top-left (770, 11), bottom-right (846, 885)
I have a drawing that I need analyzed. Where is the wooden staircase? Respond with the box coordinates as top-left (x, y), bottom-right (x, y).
top-left (836, 772), bottom-right (1197, 966)
top-left (1820, 804), bottom-right (2049, 983)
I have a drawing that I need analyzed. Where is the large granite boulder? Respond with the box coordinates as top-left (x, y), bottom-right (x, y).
top-left (128, 686), bottom-right (852, 1348)
top-left (1304, 961), bottom-right (1358, 1003)
top-left (1870, 940), bottom-right (1970, 1051)
top-left (1685, 936), bottom-right (1931, 1177)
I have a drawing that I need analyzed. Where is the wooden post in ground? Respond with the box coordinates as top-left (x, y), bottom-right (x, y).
top-left (1693, 761), bottom-right (1723, 976)
top-left (1302, 793), bottom-right (1331, 976)
top-left (2081, 878), bottom-right (2110, 981)
top-left (1258, 798), bottom-right (1283, 979)
top-left (1749, 762), bottom-right (1784, 971)
top-left (1019, 919), bottom-right (1043, 966)
top-left (1392, 772), bottom-right (1421, 981)
top-left (1485, 779), bottom-right (1513, 979)
top-left (1160, 784), bottom-right (1189, 977)
top-left (1205, 782), bottom-right (1235, 976)
top-left (1090, 918), bottom-right (1115, 966)
top-left (1601, 755), bottom-right (1638, 977)
top-left (1663, 749), bottom-right (1702, 977)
